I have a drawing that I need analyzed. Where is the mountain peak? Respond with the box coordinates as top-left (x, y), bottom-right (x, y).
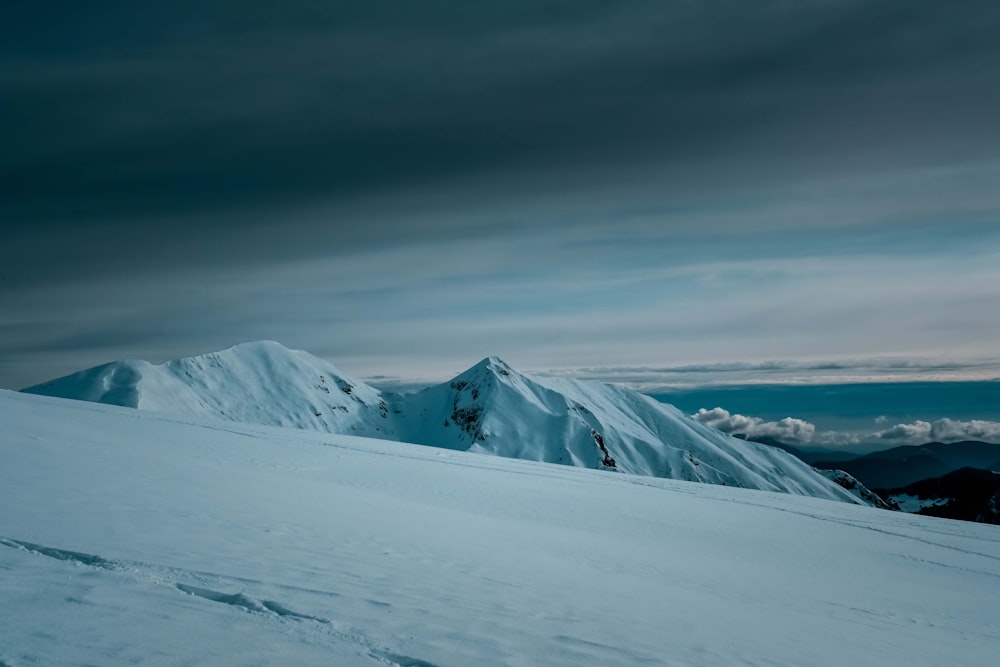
top-left (449, 356), bottom-right (518, 386)
top-left (222, 339), bottom-right (293, 354)
top-left (21, 341), bottom-right (400, 438)
top-left (22, 343), bottom-right (881, 506)
top-left (483, 355), bottom-right (513, 373)
top-left (202, 339), bottom-right (304, 362)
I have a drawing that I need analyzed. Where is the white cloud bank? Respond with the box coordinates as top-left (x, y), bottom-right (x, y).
top-left (873, 418), bottom-right (1000, 443)
top-left (693, 408), bottom-right (1000, 447)
top-left (692, 408), bottom-right (816, 443)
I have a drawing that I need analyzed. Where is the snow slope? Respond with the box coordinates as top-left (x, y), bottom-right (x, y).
top-left (2, 389), bottom-right (999, 666)
top-left (22, 340), bottom-right (399, 439)
top-left (397, 356), bottom-right (870, 503)
top-left (22, 342), bottom-right (873, 504)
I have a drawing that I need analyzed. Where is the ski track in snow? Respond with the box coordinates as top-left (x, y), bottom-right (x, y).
top-left (0, 537), bottom-right (438, 667)
top-left (695, 502), bottom-right (1000, 578)
top-left (12, 393), bottom-right (999, 566)
top-left (318, 434), bottom-right (1000, 568)
top-left (629, 480), bottom-right (1000, 577)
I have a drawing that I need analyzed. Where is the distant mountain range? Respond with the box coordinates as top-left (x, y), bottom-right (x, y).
top-left (731, 436), bottom-right (858, 464)
top-left (876, 468), bottom-right (1000, 525)
top-left (22, 341), bottom-right (879, 506)
top-left (811, 441), bottom-right (1000, 489)
top-left (741, 435), bottom-right (1000, 524)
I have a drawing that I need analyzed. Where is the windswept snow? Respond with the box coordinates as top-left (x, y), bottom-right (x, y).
top-left (2, 389), bottom-right (999, 666)
top-left (23, 342), bottom-right (876, 504)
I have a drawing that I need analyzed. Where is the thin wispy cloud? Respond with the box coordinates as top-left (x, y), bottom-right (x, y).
top-left (542, 358), bottom-right (1000, 391)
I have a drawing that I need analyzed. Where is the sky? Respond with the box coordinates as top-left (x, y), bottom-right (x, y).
top-left (3, 1), bottom-right (1000, 390)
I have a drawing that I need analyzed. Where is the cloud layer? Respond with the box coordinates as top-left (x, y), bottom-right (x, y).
top-left (873, 418), bottom-right (1000, 444)
top-left (3, 2), bottom-right (1000, 388)
top-left (550, 357), bottom-right (1000, 391)
top-left (693, 408), bottom-right (1000, 447)
top-left (693, 408), bottom-right (816, 443)
top-left (6, 1), bottom-right (998, 237)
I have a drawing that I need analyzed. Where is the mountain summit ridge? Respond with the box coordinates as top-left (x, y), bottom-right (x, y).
top-left (23, 341), bottom-right (877, 505)
top-left (22, 341), bottom-right (397, 439)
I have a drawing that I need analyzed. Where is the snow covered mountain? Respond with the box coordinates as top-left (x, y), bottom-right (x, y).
top-left (395, 356), bottom-right (879, 504)
top-left (22, 340), bottom-right (399, 440)
top-left (23, 341), bottom-right (875, 504)
top-left (3, 389), bottom-right (999, 666)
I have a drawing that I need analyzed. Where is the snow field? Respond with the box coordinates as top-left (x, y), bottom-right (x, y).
top-left (2, 390), bottom-right (999, 666)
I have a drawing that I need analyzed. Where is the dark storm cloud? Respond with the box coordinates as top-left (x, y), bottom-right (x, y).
top-left (4, 1), bottom-right (1000, 389)
top-left (3, 1), bottom-right (1000, 284)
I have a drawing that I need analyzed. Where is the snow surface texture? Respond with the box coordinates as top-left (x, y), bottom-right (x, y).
top-left (2, 389), bottom-right (999, 666)
top-left (23, 341), bottom-right (871, 504)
